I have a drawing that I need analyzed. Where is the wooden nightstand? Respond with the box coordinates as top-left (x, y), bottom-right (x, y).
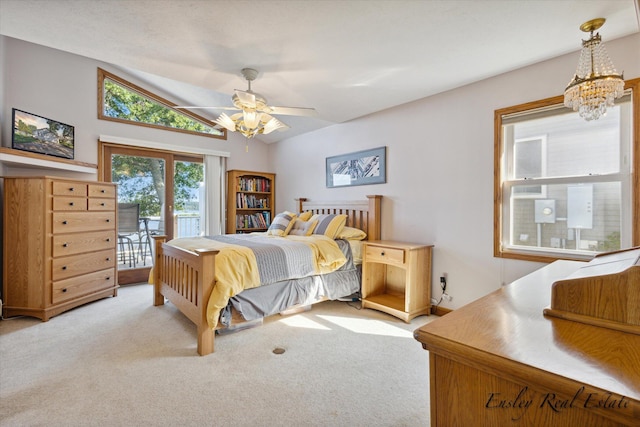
top-left (361, 240), bottom-right (433, 322)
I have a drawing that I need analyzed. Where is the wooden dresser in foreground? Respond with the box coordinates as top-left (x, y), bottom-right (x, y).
top-left (414, 249), bottom-right (640, 426)
top-left (2, 176), bottom-right (119, 321)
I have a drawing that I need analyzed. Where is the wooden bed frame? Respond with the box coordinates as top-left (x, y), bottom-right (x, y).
top-left (152, 195), bottom-right (382, 356)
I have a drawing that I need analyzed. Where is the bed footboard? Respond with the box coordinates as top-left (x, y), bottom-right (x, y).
top-left (153, 236), bottom-right (219, 356)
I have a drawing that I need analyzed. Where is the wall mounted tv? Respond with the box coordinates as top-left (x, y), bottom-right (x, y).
top-left (12, 108), bottom-right (74, 160)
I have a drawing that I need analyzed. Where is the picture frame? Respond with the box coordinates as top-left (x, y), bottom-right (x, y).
top-left (326, 146), bottom-right (386, 188)
top-left (12, 108), bottom-right (75, 159)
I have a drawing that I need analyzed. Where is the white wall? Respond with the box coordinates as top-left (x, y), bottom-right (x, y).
top-left (269, 33), bottom-right (640, 310)
top-left (0, 36), bottom-right (272, 178)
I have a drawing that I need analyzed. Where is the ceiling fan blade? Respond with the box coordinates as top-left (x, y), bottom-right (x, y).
top-left (175, 106), bottom-right (240, 111)
top-left (234, 90), bottom-right (257, 108)
top-left (268, 106), bottom-right (318, 117)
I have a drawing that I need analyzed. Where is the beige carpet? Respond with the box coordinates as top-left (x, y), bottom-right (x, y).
top-left (0, 284), bottom-right (435, 426)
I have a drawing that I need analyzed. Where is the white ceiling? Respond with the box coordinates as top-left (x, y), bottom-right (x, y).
top-left (1, 0), bottom-right (639, 143)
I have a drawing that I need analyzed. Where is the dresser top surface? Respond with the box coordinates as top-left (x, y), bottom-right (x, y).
top-left (414, 260), bottom-right (640, 400)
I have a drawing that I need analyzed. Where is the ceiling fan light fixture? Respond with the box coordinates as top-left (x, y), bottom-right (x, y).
top-left (563, 18), bottom-right (625, 121)
top-left (213, 112), bottom-right (236, 132)
top-left (203, 68), bottom-right (315, 141)
top-left (242, 110), bottom-right (262, 130)
top-left (262, 116), bottom-right (288, 134)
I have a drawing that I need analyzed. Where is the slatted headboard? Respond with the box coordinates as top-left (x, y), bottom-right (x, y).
top-left (297, 195), bottom-right (382, 241)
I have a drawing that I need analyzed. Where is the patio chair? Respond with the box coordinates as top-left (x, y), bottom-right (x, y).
top-left (117, 203), bottom-right (140, 267)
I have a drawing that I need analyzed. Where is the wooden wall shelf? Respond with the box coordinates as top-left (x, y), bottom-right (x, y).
top-left (0, 147), bottom-right (97, 174)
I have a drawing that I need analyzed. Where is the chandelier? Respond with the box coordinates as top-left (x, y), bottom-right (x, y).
top-left (564, 18), bottom-right (625, 121)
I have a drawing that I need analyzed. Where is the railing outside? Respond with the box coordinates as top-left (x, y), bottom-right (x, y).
top-left (175, 214), bottom-right (201, 238)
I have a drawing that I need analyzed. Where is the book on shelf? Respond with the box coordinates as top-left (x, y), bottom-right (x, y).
top-left (236, 193), bottom-right (270, 209)
top-left (237, 177), bottom-right (271, 193)
top-left (235, 211), bottom-right (271, 230)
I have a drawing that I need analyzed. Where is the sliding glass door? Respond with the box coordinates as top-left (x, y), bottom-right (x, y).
top-left (100, 143), bottom-right (203, 284)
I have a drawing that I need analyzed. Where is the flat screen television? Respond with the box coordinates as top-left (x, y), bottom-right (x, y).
top-left (12, 108), bottom-right (74, 160)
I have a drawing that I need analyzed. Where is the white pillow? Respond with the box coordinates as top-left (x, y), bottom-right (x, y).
top-left (288, 219), bottom-right (318, 236)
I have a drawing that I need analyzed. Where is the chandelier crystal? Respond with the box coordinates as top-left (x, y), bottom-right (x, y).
top-left (564, 18), bottom-right (624, 121)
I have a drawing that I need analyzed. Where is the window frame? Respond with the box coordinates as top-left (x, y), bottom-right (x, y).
top-left (97, 68), bottom-right (226, 140)
top-left (494, 78), bottom-right (639, 263)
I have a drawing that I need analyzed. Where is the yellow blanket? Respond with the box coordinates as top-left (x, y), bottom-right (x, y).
top-left (164, 234), bottom-right (347, 328)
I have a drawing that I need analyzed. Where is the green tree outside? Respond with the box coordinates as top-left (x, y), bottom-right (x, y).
top-left (105, 79), bottom-right (205, 220)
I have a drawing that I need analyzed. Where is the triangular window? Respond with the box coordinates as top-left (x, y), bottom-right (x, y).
top-left (98, 68), bottom-right (225, 139)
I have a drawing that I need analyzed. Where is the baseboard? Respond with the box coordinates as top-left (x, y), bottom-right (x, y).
top-left (431, 305), bottom-right (452, 316)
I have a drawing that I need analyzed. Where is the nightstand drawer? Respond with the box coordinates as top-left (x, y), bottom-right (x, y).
top-left (365, 245), bottom-right (405, 265)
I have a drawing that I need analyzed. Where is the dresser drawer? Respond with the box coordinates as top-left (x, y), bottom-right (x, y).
top-left (52, 249), bottom-right (116, 281)
top-left (88, 184), bottom-right (116, 198)
top-left (52, 268), bottom-right (116, 304)
top-left (365, 245), bottom-right (405, 265)
top-left (88, 198), bottom-right (115, 211)
top-left (53, 212), bottom-right (115, 233)
top-left (53, 196), bottom-right (87, 211)
top-left (52, 181), bottom-right (87, 197)
top-left (52, 230), bottom-right (116, 257)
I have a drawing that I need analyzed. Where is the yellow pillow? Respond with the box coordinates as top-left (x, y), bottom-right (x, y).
top-left (288, 219), bottom-right (319, 236)
top-left (310, 214), bottom-right (347, 239)
top-left (336, 226), bottom-right (367, 241)
top-left (266, 211), bottom-right (297, 236)
top-left (298, 211), bottom-right (313, 221)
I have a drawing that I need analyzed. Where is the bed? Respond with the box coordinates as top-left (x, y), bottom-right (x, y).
top-left (152, 195), bottom-right (382, 355)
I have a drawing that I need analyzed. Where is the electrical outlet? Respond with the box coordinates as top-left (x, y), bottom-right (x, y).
top-left (439, 275), bottom-right (447, 291)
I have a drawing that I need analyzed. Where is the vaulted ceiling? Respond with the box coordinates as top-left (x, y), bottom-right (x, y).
top-left (1, 0), bottom-right (639, 143)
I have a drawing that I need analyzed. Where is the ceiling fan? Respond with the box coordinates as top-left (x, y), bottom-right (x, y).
top-left (177, 68), bottom-right (317, 139)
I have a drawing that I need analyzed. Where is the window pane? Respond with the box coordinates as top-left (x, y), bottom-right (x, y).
top-left (174, 160), bottom-right (204, 238)
top-left (103, 79), bottom-right (222, 136)
top-left (511, 105), bottom-right (621, 178)
top-left (509, 182), bottom-right (621, 253)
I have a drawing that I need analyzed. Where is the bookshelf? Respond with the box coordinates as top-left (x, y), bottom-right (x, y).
top-left (226, 170), bottom-right (275, 234)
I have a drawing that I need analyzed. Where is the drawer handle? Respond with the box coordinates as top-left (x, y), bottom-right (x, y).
top-left (69, 202), bottom-right (74, 206)
top-left (62, 220), bottom-right (68, 225)
top-left (63, 243), bottom-right (69, 247)
top-left (106, 219), bottom-right (111, 222)
top-left (106, 238), bottom-right (111, 242)
top-left (100, 202), bottom-right (105, 206)
top-left (69, 187), bottom-right (74, 192)
top-left (106, 257), bottom-right (111, 261)
top-left (106, 277), bottom-right (111, 281)
top-left (62, 288), bottom-right (68, 293)
top-left (381, 251), bottom-right (385, 256)
top-left (62, 266), bottom-right (67, 270)
top-left (101, 189), bottom-right (106, 193)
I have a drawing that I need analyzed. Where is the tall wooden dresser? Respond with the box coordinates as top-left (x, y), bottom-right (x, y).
top-left (2, 176), bottom-right (119, 321)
